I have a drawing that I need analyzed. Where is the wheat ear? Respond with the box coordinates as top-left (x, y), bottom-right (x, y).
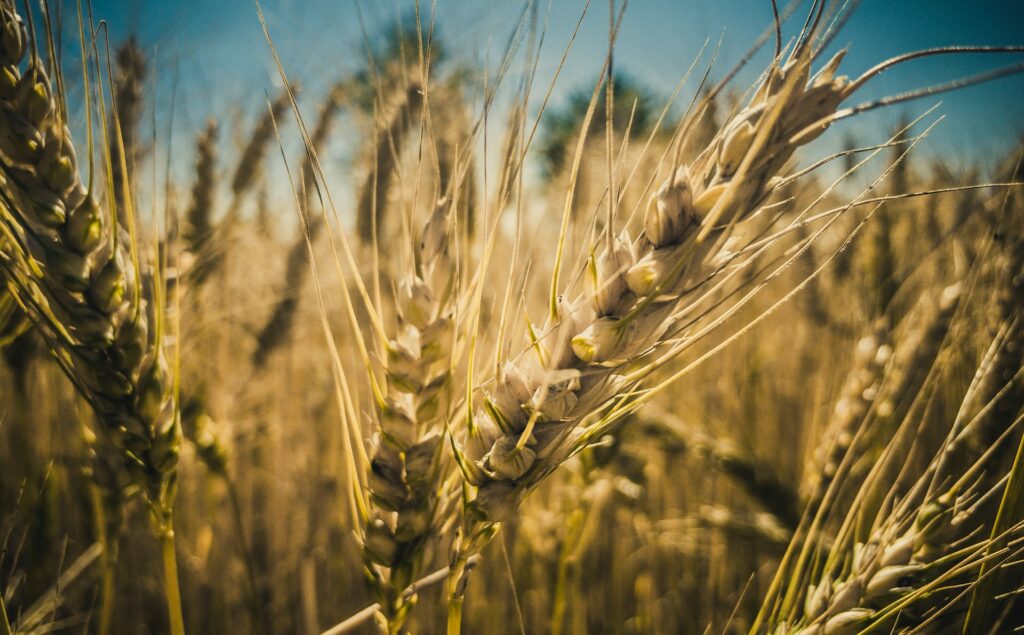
top-left (444, 33), bottom-right (859, 632)
top-left (108, 36), bottom-right (145, 223)
top-left (356, 83), bottom-right (423, 244)
top-left (0, 4), bottom-right (182, 632)
top-left (360, 196), bottom-right (456, 633)
top-left (182, 118), bottom-right (218, 283)
top-left (251, 80), bottom-right (346, 370)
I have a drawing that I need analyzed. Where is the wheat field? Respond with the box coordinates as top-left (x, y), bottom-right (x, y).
top-left (1, 0), bottom-right (1023, 633)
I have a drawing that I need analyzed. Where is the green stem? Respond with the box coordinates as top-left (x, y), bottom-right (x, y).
top-left (446, 554), bottom-right (468, 635)
top-left (446, 595), bottom-right (463, 635)
top-left (1, 593), bottom-right (12, 635)
top-left (382, 589), bottom-right (412, 635)
top-left (386, 613), bottom-right (405, 635)
top-left (89, 484), bottom-right (118, 635)
top-left (98, 547), bottom-right (117, 635)
top-left (159, 522), bottom-right (186, 635)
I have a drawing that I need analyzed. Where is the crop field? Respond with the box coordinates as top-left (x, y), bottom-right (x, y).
top-left (1, 0), bottom-right (1023, 633)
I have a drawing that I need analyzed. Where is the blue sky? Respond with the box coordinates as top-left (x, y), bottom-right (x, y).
top-left (69, 0), bottom-right (1024, 195)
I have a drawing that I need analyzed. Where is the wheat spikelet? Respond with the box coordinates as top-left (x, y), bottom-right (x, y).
top-left (184, 87), bottom-right (294, 289)
top-left (766, 233), bottom-right (1022, 633)
top-left (435, 106), bottom-right (477, 236)
top-left (959, 215), bottom-right (1024, 633)
top-left (459, 51), bottom-right (853, 522)
top-left (801, 282), bottom-right (961, 520)
top-left (959, 230), bottom-right (1024, 453)
top-left (300, 81), bottom-right (346, 208)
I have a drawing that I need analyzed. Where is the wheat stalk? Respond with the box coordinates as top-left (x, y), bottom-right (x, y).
top-left (799, 324), bottom-right (890, 513)
top-left (360, 196), bottom-right (457, 633)
top-left (782, 405), bottom-right (1024, 633)
top-left (251, 80), bottom-right (346, 370)
top-left (445, 23), bottom-right (859, 631)
top-left (356, 82), bottom-right (424, 244)
top-left (0, 4), bottom-right (182, 633)
top-left (764, 228), bottom-right (1024, 632)
top-left (108, 37), bottom-right (145, 224)
top-left (442, 6), bottom-right (1024, 628)
top-left (182, 118), bottom-right (218, 283)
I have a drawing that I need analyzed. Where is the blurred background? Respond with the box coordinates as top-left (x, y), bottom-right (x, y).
top-left (61, 0), bottom-right (1024, 209)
